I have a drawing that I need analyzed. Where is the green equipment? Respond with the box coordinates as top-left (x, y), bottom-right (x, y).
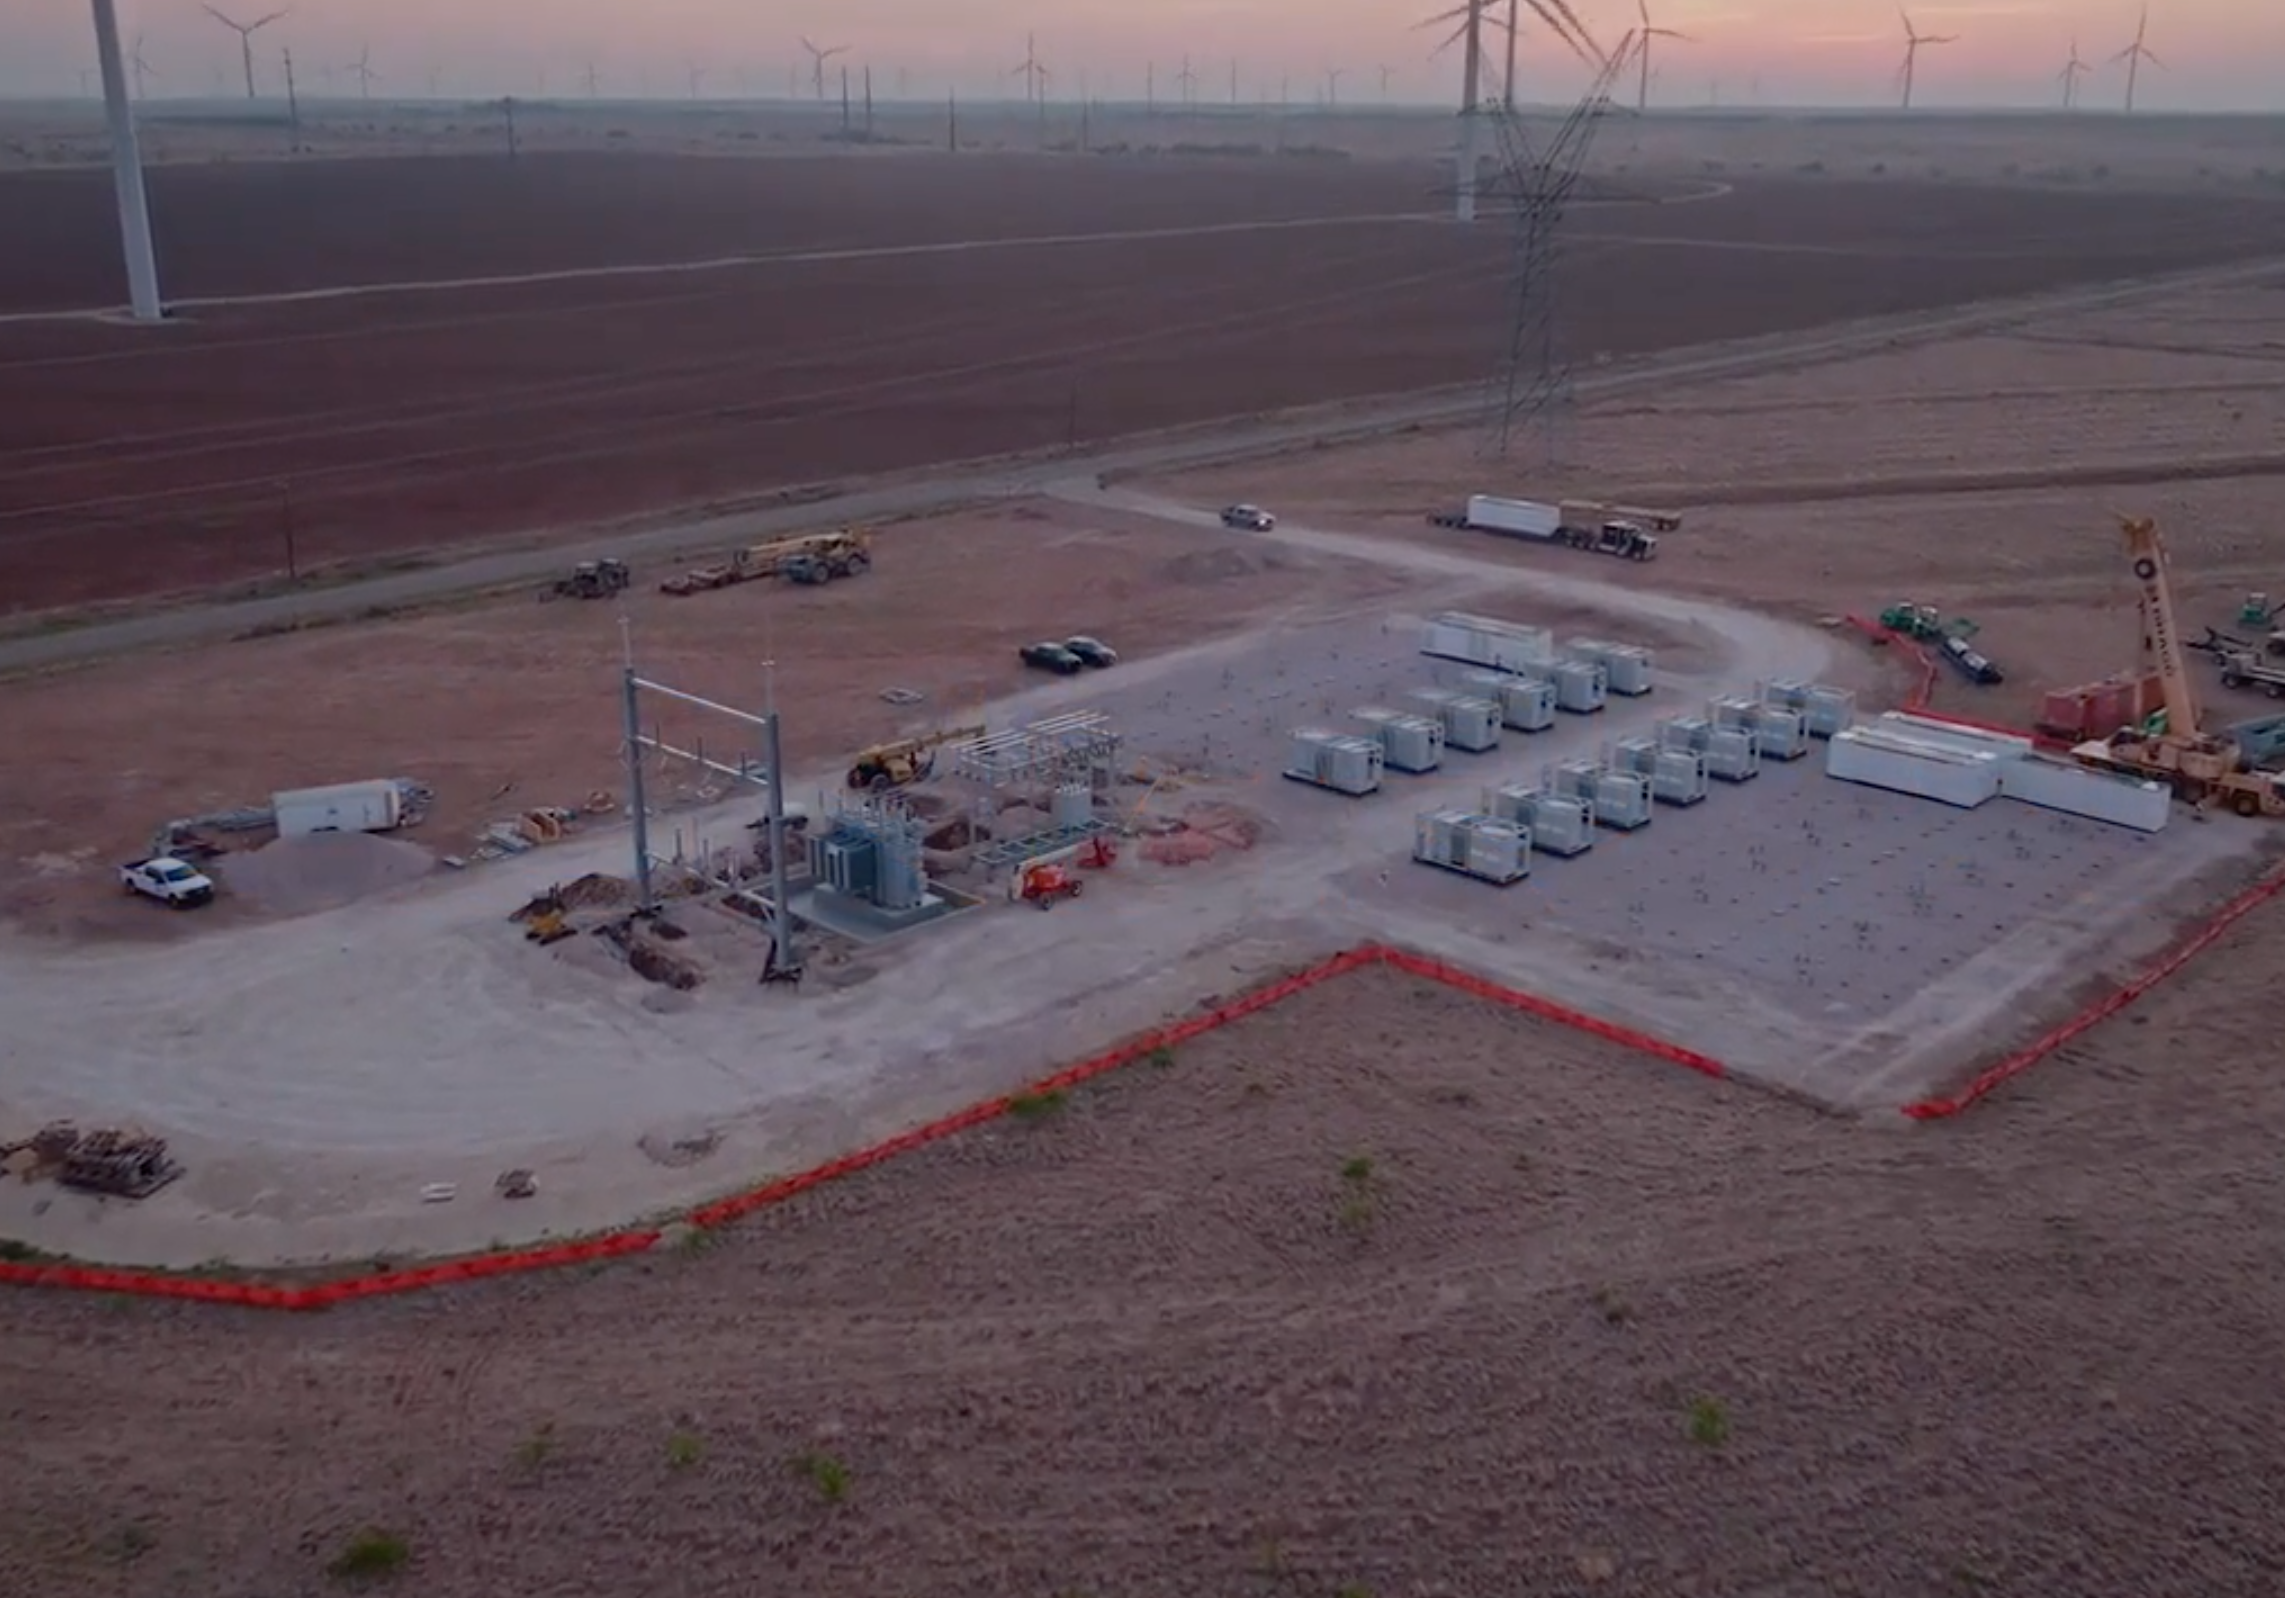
top-left (1878, 602), bottom-right (1978, 642)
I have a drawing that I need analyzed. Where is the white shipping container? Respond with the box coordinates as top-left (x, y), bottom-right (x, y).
top-left (1998, 756), bottom-right (2171, 832)
top-left (272, 779), bottom-right (404, 839)
top-left (1825, 727), bottom-right (2002, 808)
top-left (1420, 611), bottom-right (1554, 673)
top-left (1465, 495), bottom-right (1561, 540)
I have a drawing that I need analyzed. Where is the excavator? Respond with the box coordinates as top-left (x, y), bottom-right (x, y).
top-left (845, 723), bottom-right (987, 791)
top-left (2075, 515), bottom-right (2285, 817)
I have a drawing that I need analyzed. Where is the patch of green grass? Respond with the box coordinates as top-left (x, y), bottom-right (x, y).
top-left (1335, 1585), bottom-right (1377, 1598)
top-left (0, 1237), bottom-right (64, 1264)
top-left (513, 1420), bottom-right (556, 1469)
top-left (1339, 1154), bottom-right (1375, 1186)
top-left (665, 1429), bottom-right (703, 1469)
top-left (326, 1529), bottom-right (409, 1582)
top-left (1337, 1153), bottom-right (1382, 1232)
top-left (1591, 1286), bottom-right (1632, 1325)
top-left (1146, 1044), bottom-right (1176, 1068)
top-left (792, 1449), bottom-right (850, 1503)
top-left (1006, 1087), bottom-right (1069, 1121)
top-left (1686, 1396), bottom-right (1731, 1447)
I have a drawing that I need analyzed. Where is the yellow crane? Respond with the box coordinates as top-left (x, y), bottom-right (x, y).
top-left (846, 723), bottom-right (986, 791)
top-left (2077, 515), bottom-right (2285, 817)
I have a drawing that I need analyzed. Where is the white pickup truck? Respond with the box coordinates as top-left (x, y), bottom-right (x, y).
top-left (119, 857), bottom-right (216, 908)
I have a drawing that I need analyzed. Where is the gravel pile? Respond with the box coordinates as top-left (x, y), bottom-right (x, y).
top-left (217, 832), bottom-right (437, 916)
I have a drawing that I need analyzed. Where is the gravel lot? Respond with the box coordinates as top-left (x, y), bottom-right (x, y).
top-left (7, 906), bottom-right (2281, 1597)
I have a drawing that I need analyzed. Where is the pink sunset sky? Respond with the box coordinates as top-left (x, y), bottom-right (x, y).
top-left (5, 1), bottom-right (2280, 109)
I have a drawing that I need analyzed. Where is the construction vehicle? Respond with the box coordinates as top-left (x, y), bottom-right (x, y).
top-left (846, 723), bottom-right (987, 791)
top-left (1558, 519), bottom-right (1658, 560)
top-left (1018, 859), bottom-right (1084, 909)
top-left (2074, 515), bottom-right (2285, 817)
top-left (2217, 648), bottom-right (2285, 700)
top-left (1559, 498), bottom-right (1684, 534)
top-left (660, 529), bottom-right (872, 596)
top-left (547, 558), bottom-right (631, 600)
top-left (1880, 602), bottom-right (2003, 685)
top-left (2240, 592), bottom-right (2281, 628)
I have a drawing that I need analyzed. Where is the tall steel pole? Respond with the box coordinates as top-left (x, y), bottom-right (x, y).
top-left (763, 708), bottom-right (797, 974)
top-left (90, 0), bottom-right (163, 321)
top-left (621, 664), bottom-right (656, 914)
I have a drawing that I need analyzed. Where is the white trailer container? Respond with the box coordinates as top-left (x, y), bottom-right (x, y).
top-left (1651, 747), bottom-right (1709, 805)
top-left (1420, 610), bottom-right (1554, 673)
top-left (1704, 725), bottom-right (1761, 782)
top-left (1825, 726), bottom-right (2003, 808)
top-left (1591, 770), bottom-right (1653, 830)
top-left (1567, 638), bottom-right (1654, 696)
top-left (1461, 670), bottom-right (1556, 733)
top-left (1464, 494), bottom-right (1562, 540)
top-left (1407, 688), bottom-right (1502, 753)
top-left (1998, 756), bottom-right (2171, 832)
top-left (271, 779), bottom-right (404, 839)
top-left (1481, 782), bottom-right (1594, 854)
top-left (1551, 659), bottom-right (1607, 714)
top-left (1284, 729), bottom-right (1384, 795)
top-left (1413, 809), bottom-right (1531, 884)
top-left (1352, 707), bottom-right (1445, 773)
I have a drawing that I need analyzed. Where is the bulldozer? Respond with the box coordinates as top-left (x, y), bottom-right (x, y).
top-left (846, 723), bottom-right (986, 791)
top-left (755, 529), bottom-right (871, 585)
top-left (2076, 515), bottom-right (2285, 817)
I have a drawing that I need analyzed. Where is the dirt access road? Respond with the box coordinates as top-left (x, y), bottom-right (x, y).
top-left (9, 157), bottom-right (2285, 611)
top-left (7, 929), bottom-right (2282, 1598)
top-left (7, 250), bottom-right (2278, 676)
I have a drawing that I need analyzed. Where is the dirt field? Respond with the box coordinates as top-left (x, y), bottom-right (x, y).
top-left (1151, 273), bottom-right (2285, 728)
top-left (8, 918), bottom-right (2282, 1597)
top-left (0, 501), bottom-right (1405, 940)
top-left (7, 150), bottom-right (2285, 614)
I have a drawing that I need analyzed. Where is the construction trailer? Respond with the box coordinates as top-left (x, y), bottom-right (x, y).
top-left (1413, 809), bottom-right (1531, 884)
top-left (1351, 707), bottom-right (1446, 773)
top-left (1407, 687), bottom-right (1503, 752)
top-left (1826, 724), bottom-right (2005, 808)
top-left (272, 779), bottom-right (404, 839)
top-left (1611, 736), bottom-right (1708, 806)
top-left (1284, 729), bottom-right (1384, 796)
top-left (1420, 610), bottom-right (1554, 674)
top-left (1462, 494), bottom-right (1561, 540)
top-left (1461, 670), bottom-right (1558, 732)
top-left (1482, 782), bottom-right (1594, 856)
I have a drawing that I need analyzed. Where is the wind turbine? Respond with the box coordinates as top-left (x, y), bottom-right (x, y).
top-left (130, 32), bottom-right (159, 101)
top-left (799, 36), bottom-right (848, 102)
top-left (2111, 5), bottom-right (2162, 113)
top-left (203, 6), bottom-right (288, 100)
top-left (345, 45), bottom-right (378, 100)
top-left (1379, 63), bottom-right (1394, 98)
top-left (2057, 38), bottom-right (2090, 109)
top-left (1895, 9), bottom-right (1956, 111)
top-left (1012, 32), bottom-right (1045, 103)
top-left (1175, 54), bottom-right (1197, 107)
top-left (1327, 67), bottom-right (1344, 105)
top-left (1634, 0), bottom-right (1692, 112)
top-left (1416, 3), bottom-right (1604, 221)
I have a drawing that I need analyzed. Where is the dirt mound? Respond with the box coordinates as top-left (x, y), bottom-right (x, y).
top-left (218, 832), bottom-right (436, 916)
top-left (1156, 545), bottom-right (1286, 586)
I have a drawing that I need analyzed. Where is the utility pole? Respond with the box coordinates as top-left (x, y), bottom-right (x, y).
top-left (762, 706), bottom-right (797, 979)
top-left (502, 94), bottom-right (520, 158)
top-left (1145, 60), bottom-right (1154, 115)
top-left (279, 479), bottom-right (299, 578)
top-left (840, 64), bottom-right (850, 132)
top-left (1230, 59), bottom-right (1238, 105)
top-left (863, 63), bottom-right (873, 136)
top-left (947, 88), bottom-right (957, 151)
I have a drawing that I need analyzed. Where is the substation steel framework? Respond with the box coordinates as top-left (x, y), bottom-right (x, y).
top-left (947, 710), bottom-right (1123, 869)
top-left (1478, 47), bottom-right (1631, 465)
top-left (620, 663), bottom-right (800, 976)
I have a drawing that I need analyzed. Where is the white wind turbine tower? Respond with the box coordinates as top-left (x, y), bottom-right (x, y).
top-left (203, 5), bottom-right (288, 100)
top-left (2058, 38), bottom-right (2090, 108)
top-left (2111, 5), bottom-right (2162, 113)
top-left (130, 32), bottom-right (160, 100)
top-left (1634, 0), bottom-right (1692, 111)
top-left (346, 46), bottom-right (379, 100)
top-left (800, 37), bottom-right (848, 101)
top-left (1419, 1), bottom-right (1603, 223)
top-left (86, 0), bottom-right (164, 321)
top-left (1175, 54), bottom-right (1197, 107)
top-left (1012, 32), bottom-right (1046, 102)
top-left (1895, 9), bottom-right (1956, 110)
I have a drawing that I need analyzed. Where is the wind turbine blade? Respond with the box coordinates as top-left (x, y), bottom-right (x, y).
top-left (1539, 0), bottom-right (1609, 66)
top-left (1522, 0), bottom-right (1602, 69)
top-left (2142, 49), bottom-right (2166, 69)
top-left (201, 5), bottom-right (238, 26)
top-left (251, 9), bottom-right (288, 28)
top-left (1411, 3), bottom-right (1476, 33)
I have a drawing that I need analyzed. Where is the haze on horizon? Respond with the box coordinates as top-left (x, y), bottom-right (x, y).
top-left (3, 0), bottom-right (2279, 112)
